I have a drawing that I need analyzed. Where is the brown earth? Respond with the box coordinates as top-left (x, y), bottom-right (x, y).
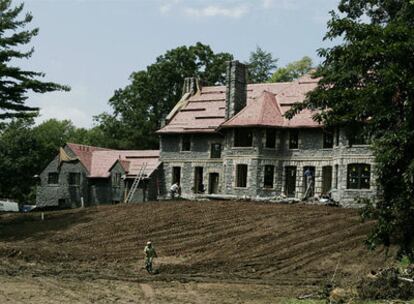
top-left (0, 201), bottom-right (394, 303)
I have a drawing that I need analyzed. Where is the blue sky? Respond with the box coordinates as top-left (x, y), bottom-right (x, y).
top-left (21, 0), bottom-right (339, 128)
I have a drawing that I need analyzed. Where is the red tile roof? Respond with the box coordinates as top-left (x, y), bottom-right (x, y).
top-left (66, 143), bottom-right (160, 178)
top-left (221, 91), bottom-right (284, 128)
top-left (157, 75), bottom-right (321, 133)
top-left (66, 143), bottom-right (111, 172)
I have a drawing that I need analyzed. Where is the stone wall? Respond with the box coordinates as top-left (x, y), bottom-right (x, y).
top-left (159, 127), bottom-right (377, 205)
top-left (37, 146), bottom-right (162, 208)
top-left (36, 146), bottom-right (89, 208)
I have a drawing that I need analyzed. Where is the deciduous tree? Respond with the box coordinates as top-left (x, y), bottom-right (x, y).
top-left (286, 0), bottom-right (414, 258)
top-left (269, 56), bottom-right (313, 82)
top-left (96, 43), bottom-right (233, 149)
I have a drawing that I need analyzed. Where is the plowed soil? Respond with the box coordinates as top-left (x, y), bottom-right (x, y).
top-left (0, 201), bottom-right (393, 303)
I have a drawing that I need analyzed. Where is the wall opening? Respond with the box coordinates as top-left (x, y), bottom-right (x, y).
top-left (322, 166), bottom-right (333, 194)
top-left (193, 167), bottom-right (204, 193)
top-left (208, 173), bottom-right (219, 194)
top-left (172, 167), bottom-right (181, 185)
top-left (236, 164), bottom-right (248, 188)
top-left (264, 165), bottom-right (274, 188)
top-left (285, 166), bottom-right (297, 197)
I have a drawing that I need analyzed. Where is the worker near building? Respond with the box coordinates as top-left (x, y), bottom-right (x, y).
top-left (303, 168), bottom-right (314, 200)
top-left (170, 182), bottom-right (180, 199)
top-left (144, 241), bottom-right (157, 274)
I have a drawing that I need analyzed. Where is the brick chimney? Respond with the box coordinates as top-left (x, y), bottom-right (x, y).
top-left (225, 60), bottom-right (247, 119)
top-left (182, 77), bottom-right (199, 96)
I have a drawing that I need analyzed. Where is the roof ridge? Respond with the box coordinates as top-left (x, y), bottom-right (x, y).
top-left (259, 91), bottom-right (271, 123)
top-left (66, 142), bottom-right (113, 150)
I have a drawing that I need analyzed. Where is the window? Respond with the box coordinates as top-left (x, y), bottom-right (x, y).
top-left (68, 173), bottom-right (81, 186)
top-left (172, 167), bottom-right (181, 185)
top-left (236, 164), bottom-right (248, 188)
top-left (334, 164), bottom-right (339, 189)
top-left (347, 164), bottom-right (370, 189)
top-left (234, 129), bottom-right (253, 147)
top-left (112, 173), bottom-right (121, 187)
top-left (289, 130), bottom-right (299, 149)
top-left (210, 143), bottom-right (222, 158)
top-left (48, 172), bottom-right (59, 184)
top-left (265, 129), bottom-right (276, 148)
top-left (58, 199), bottom-right (66, 208)
top-left (181, 136), bottom-right (191, 151)
top-left (264, 165), bottom-right (274, 188)
top-left (323, 129), bottom-right (334, 149)
top-left (335, 128), bottom-right (340, 146)
top-left (348, 126), bottom-right (369, 146)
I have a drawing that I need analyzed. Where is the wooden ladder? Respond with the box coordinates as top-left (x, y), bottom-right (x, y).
top-left (124, 163), bottom-right (147, 203)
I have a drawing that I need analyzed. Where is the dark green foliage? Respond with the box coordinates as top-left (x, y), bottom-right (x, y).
top-left (245, 46), bottom-right (278, 83)
top-left (286, 0), bottom-right (414, 258)
top-left (269, 56), bottom-right (313, 82)
top-left (0, 0), bottom-right (69, 119)
top-left (95, 43), bottom-right (233, 149)
top-left (0, 118), bottom-right (105, 202)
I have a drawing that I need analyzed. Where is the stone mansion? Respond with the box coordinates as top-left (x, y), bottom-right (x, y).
top-left (156, 61), bottom-right (376, 204)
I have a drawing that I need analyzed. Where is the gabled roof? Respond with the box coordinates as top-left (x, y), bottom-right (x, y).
top-left (220, 91), bottom-right (284, 128)
top-left (90, 150), bottom-right (160, 178)
top-left (156, 74), bottom-right (321, 134)
top-left (65, 143), bottom-right (160, 178)
top-left (66, 143), bottom-right (111, 172)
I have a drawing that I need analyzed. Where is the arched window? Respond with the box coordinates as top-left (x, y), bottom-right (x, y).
top-left (347, 164), bottom-right (370, 189)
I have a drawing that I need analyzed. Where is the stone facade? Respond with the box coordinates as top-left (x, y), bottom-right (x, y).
top-left (36, 144), bottom-right (160, 208)
top-left (36, 146), bottom-right (90, 208)
top-left (159, 128), bottom-right (376, 205)
top-left (157, 60), bottom-right (377, 205)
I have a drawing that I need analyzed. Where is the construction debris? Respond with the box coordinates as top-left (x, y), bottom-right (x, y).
top-left (357, 266), bottom-right (414, 300)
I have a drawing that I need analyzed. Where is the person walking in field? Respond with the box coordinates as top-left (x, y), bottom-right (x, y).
top-left (144, 241), bottom-right (157, 274)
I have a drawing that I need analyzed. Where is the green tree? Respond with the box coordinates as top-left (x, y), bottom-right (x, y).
top-left (246, 46), bottom-right (278, 83)
top-left (96, 43), bottom-right (233, 149)
top-left (269, 56), bottom-right (313, 82)
top-left (0, 0), bottom-right (68, 119)
top-left (286, 1), bottom-right (414, 258)
top-left (0, 118), bottom-right (105, 202)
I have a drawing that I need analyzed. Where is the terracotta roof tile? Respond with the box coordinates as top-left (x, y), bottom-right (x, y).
top-left (66, 143), bottom-right (160, 178)
top-left (157, 76), bottom-right (320, 134)
top-left (221, 91), bottom-right (284, 128)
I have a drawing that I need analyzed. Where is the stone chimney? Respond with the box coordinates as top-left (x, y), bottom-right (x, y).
top-left (182, 77), bottom-right (199, 96)
top-left (225, 60), bottom-right (247, 119)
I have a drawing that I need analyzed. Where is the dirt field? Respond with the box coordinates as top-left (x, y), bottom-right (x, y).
top-left (0, 201), bottom-right (394, 303)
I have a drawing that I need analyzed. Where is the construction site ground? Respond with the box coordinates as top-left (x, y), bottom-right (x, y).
top-left (0, 201), bottom-right (394, 303)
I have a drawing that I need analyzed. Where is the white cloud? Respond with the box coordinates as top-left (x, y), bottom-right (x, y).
top-left (261, 0), bottom-right (300, 10)
top-left (184, 4), bottom-right (249, 18)
top-left (27, 84), bottom-right (106, 128)
top-left (159, 0), bottom-right (181, 15)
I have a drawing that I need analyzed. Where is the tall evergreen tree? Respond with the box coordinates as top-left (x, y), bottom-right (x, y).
top-left (0, 0), bottom-right (68, 119)
top-left (286, 1), bottom-right (414, 258)
top-left (246, 46), bottom-right (278, 83)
